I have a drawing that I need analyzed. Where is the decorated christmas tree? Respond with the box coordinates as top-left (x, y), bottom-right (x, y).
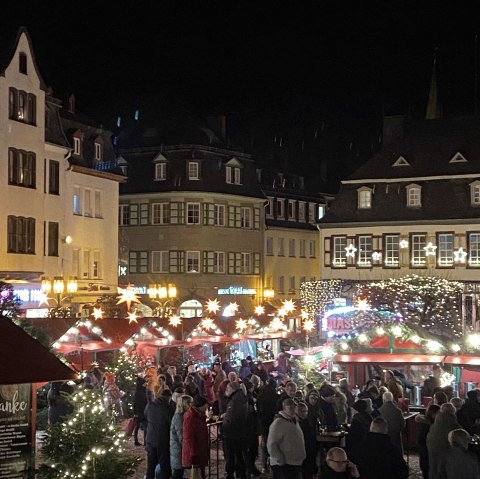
top-left (38, 388), bottom-right (141, 479)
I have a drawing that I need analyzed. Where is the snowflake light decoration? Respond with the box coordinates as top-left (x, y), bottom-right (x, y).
top-left (303, 319), bottom-right (315, 333)
top-left (236, 319), bottom-right (247, 332)
top-left (399, 239), bottom-right (409, 249)
top-left (372, 251), bottom-right (381, 261)
top-left (255, 305), bottom-right (265, 315)
top-left (454, 247), bottom-right (467, 263)
top-left (223, 302), bottom-right (239, 317)
top-left (201, 318), bottom-right (215, 330)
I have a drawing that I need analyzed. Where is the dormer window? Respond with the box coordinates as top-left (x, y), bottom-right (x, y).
top-left (19, 52), bottom-right (27, 74)
top-left (471, 181), bottom-right (480, 206)
top-left (225, 158), bottom-right (243, 185)
top-left (406, 183), bottom-right (422, 207)
top-left (155, 162), bottom-right (167, 180)
top-left (188, 161), bottom-right (200, 180)
top-left (357, 187), bottom-right (372, 209)
top-left (73, 137), bottom-right (81, 155)
top-left (94, 142), bottom-right (102, 161)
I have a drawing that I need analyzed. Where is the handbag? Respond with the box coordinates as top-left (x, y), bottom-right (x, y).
top-left (124, 417), bottom-right (136, 436)
top-left (189, 466), bottom-right (202, 479)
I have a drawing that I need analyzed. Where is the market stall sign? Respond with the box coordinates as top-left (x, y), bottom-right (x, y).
top-left (218, 287), bottom-right (256, 295)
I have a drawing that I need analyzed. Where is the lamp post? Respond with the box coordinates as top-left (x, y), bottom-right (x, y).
top-left (41, 275), bottom-right (78, 318)
top-left (148, 283), bottom-right (178, 317)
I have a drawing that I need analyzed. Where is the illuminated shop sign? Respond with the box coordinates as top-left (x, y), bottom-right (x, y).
top-left (13, 288), bottom-right (45, 303)
top-left (218, 286), bottom-right (256, 295)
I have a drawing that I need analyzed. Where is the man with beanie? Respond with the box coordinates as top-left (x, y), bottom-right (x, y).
top-left (267, 398), bottom-right (306, 479)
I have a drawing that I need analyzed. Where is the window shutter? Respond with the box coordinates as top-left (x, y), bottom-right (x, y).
top-left (254, 208), bottom-right (260, 229)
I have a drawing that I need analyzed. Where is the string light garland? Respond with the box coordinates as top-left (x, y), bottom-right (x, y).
top-left (52, 320), bottom-right (112, 350)
top-left (300, 280), bottom-right (343, 329)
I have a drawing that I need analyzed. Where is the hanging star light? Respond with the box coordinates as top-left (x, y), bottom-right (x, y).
top-left (454, 247), bottom-right (467, 263)
top-left (303, 319), bottom-right (315, 333)
top-left (255, 305), bottom-right (265, 315)
top-left (399, 239), bottom-right (409, 249)
top-left (116, 284), bottom-right (141, 310)
top-left (277, 307), bottom-right (287, 317)
top-left (236, 318), bottom-right (247, 331)
top-left (224, 302), bottom-right (239, 317)
top-left (424, 242), bottom-right (437, 256)
top-left (345, 244), bottom-right (357, 257)
top-left (168, 315), bottom-right (182, 327)
top-left (271, 316), bottom-right (284, 331)
top-left (301, 310), bottom-right (309, 320)
top-left (92, 307), bottom-right (103, 320)
top-left (127, 311), bottom-right (138, 324)
top-left (206, 298), bottom-right (221, 314)
top-left (37, 291), bottom-right (51, 307)
top-left (356, 298), bottom-right (370, 312)
top-left (282, 299), bottom-right (296, 314)
top-left (372, 251), bottom-right (382, 261)
top-left (201, 318), bottom-right (215, 330)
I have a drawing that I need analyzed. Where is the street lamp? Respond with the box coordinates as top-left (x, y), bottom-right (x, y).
top-left (148, 283), bottom-right (178, 317)
top-left (41, 275), bottom-right (78, 317)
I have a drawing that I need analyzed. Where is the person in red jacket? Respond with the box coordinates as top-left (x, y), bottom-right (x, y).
top-left (182, 395), bottom-right (209, 479)
top-left (199, 367), bottom-right (215, 405)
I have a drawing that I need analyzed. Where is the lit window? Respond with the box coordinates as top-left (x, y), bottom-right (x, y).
top-left (186, 251), bottom-right (200, 272)
top-left (406, 184), bottom-right (422, 207)
top-left (73, 137), bottom-right (81, 156)
top-left (437, 233), bottom-right (454, 267)
top-left (470, 181), bottom-right (480, 206)
top-left (73, 187), bottom-right (82, 215)
top-left (411, 234), bottom-right (427, 266)
top-left (332, 236), bottom-right (347, 267)
top-left (383, 234), bottom-right (399, 267)
top-left (240, 207), bottom-right (251, 228)
top-left (358, 188), bottom-right (372, 209)
top-left (357, 235), bottom-right (372, 266)
top-left (469, 233), bottom-right (480, 267)
top-left (155, 162), bottom-right (167, 180)
top-left (214, 204), bottom-right (225, 226)
top-left (214, 252), bottom-right (225, 273)
top-left (188, 161), bottom-right (200, 180)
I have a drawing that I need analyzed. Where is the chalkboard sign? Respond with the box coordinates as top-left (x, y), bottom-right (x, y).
top-left (0, 383), bottom-right (32, 478)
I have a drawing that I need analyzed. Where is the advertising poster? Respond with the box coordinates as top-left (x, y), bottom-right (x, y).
top-left (0, 383), bottom-right (32, 478)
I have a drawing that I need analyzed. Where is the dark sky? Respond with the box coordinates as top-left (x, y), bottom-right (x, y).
top-left (2, 2), bottom-right (479, 185)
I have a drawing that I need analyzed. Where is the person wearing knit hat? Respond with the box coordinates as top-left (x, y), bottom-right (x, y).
top-left (347, 399), bottom-right (373, 464)
top-left (192, 395), bottom-right (208, 408)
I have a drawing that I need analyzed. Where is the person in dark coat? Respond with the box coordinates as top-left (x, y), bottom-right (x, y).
top-left (257, 378), bottom-right (278, 473)
top-left (415, 403), bottom-right (440, 479)
top-left (356, 417), bottom-right (408, 479)
top-left (145, 389), bottom-right (175, 479)
top-left (133, 376), bottom-right (148, 446)
top-left (297, 402), bottom-right (319, 479)
top-left (457, 389), bottom-right (480, 435)
top-left (222, 381), bottom-right (248, 479)
top-left (321, 447), bottom-right (360, 479)
top-left (346, 399), bottom-right (372, 463)
top-left (445, 428), bottom-right (480, 479)
top-left (275, 381), bottom-right (297, 412)
top-left (47, 381), bottom-right (74, 425)
top-left (239, 359), bottom-right (251, 380)
top-left (305, 389), bottom-right (325, 430)
top-left (378, 391), bottom-right (405, 453)
top-left (243, 379), bottom-right (262, 477)
top-left (254, 361), bottom-right (269, 383)
top-left (182, 395), bottom-right (209, 479)
top-left (319, 384), bottom-right (338, 431)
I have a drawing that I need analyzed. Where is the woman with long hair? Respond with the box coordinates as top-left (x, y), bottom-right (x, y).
top-left (170, 394), bottom-right (193, 479)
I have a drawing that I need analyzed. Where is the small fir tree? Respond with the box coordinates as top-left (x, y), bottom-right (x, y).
top-left (38, 388), bottom-right (141, 479)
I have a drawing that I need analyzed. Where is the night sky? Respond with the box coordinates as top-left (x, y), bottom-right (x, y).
top-left (2, 2), bottom-right (479, 186)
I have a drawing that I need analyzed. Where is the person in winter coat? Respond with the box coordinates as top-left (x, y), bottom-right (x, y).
top-left (296, 401), bottom-right (319, 479)
top-left (213, 362), bottom-right (227, 397)
top-left (182, 395), bottom-right (209, 479)
top-left (243, 378), bottom-right (262, 477)
top-left (102, 372), bottom-right (123, 417)
top-left (426, 402), bottom-right (461, 479)
top-left (334, 390), bottom-right (350, 425)
top-left (257, 378), bottom-right (279, 473)
top-left (445, 428), bottom-right (480, 479)
top-left (305, 389), bottom-right (325, 430)
top-left (145, 389), bottom-right (175, 479)
top-left (378, 391), bottom-right (405, 453)
top-left (415, 403), bottom-right (440, 479)
top-left (47, 381), bottom-right (74, 425)
top-left (319, 384), bottom-right (338, 431)
top-left (254, 361), bottom-right (269, 383)
top-left (321, 447), bottom-right (360, 479)
top-left (384, 369), bottom-right (404, 400)
top-left (356, 417), bottom-right (408, 479)
top-left (457, 388), bottom-right (480, 435)
top-left (275, 381), bottom-right (297, 412)
top-left (170, 394), bottom-right (193, 479)
top-left (133, 376), bottom-right (148, 446)
top-left (222, 381), bottom-right (248, 479)
top-left (338, 378), bottom-right (355, 408)
top-left (267, 398), bottom-right (306, 479)
top-left (199, 367), bottom-right (215, 404)
top-left (346, 399), bottom-right (372, 464)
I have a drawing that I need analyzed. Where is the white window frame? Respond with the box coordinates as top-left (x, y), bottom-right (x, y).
top-left (152, 202), bottom-right (170, 224)
top-left (119, 204), bottom-right (129, 225)
top-left (94, 190), bottom-right (102, 218)
top-left (384, 234), bottom-right (400, 267)
top-left (84, 189), bottom-right (92, 217)
top-left (299, 239), bottom-right (306, 257)
top-left (188, 161), bottom-right (200, 180)
top-left (411, 234), bottom-right (427, 267)
top-left (469, 233), bottom-right (480, 267)
top-left (186, 202), bottom-right (201, 224)
top-left (471, 181), bottom-right (480, 206)
top-left (214, 204), bottom-right (225, 226)
top-left (73, 186), bottom-right (82, 215)
top-left (155, 162), bottom-right (167, 181)
top-left (357, 235), bottom-right (372, 266)
top-left (288, 200), bottom-right (296, 220)
top-left (288, 238), bottom-right (295, 257)
top-left (186, 251), bottom-right (200, 272)
top-left (332, 236), bottom-right (347, 267)
top-left (277, 199), bottom-right (285, 219)
top-left (240, 207), bottom-right (251, 228)
top-left (73, 137), bottom-right (81, 155)
top-left (214, 251), bottom-right (225, 273)
top-left (308, 203), bottom-right (316, 223)
top-left (241, 252), bottom-right (251, 274)
top-left (298, 201), bottom-right (306, 222)
top-left (309, 240), bottom-right (316, 258)
top-left (437, 233), bottom-right (454, 267)
top-left (266, 237), bottom-right (273, 256)
top-left (94, 142), bottom-right (102, 161)
top-left (357, 187), bottom-right (372, 209)
top-left (152, 250), bottom-right (169, 273)
top-left (406, 184), bottom-right (422, 207)
top-left (234, 167), bottom-right (241, 185)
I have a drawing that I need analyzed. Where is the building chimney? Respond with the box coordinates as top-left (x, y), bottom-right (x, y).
top-left (68, 94), bottom-right (76, 114)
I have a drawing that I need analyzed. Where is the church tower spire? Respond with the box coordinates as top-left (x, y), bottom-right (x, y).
top-left (425, 48), bottom-right (442, 119)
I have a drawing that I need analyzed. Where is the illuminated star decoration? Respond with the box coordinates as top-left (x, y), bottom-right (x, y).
top-left (223, 302), bottom-right (239, 317)
top-left (356, 298), bottom-right (370, 312)
top-left (201, 318), bottom-right (215, 330)
top-left (301, 310), bottom-right (309, 320)
top-left (303, 319), bottom-right (315, 333)
top-left (271, 316), bottom-right (285, 331)
top-left (92, 307), bottom-right (103, 320)
top-left (372, 251), bottom-right (382, 261)
top-left (127, 311), bottom-right (138, 324)
top-left (399, 239), bottom-right (409, 249)
top-left (424, 242), bottom-right (437, 256)
top-left (37, 291), bottom-right (51, 307)
top-left (168, 315), bottom-right (182, 327)
top-left (454, 247), bottom-right (467, 263)
top-left (206, 298), bottom-right (221, 314)
top-left (236, 318), bottom-right (247, 332)
top-left (117, 284), bottom-right (141, 311)
top-left (255, 305), bottom-right (265, 315)
top-left (282, 299), bottom-right (296, 314)
top-left (345, 243), bottom-right (357, 257)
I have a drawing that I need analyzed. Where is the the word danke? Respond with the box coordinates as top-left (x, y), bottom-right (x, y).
top-left (0, 390), bottom-right (27, 414)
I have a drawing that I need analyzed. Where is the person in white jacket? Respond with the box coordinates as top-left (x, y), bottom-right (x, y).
top-left (267, 398), bottom-right (306, 479)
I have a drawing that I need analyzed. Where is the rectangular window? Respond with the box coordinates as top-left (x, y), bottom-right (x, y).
top-left (288, 200), bottom-right (296, 220)
top-left (214, 204), bottom-right (225, 226)
top-left (140, 204), bottom-right (149, 225)
top-left (188, 161), bottom-right (200, 180)
top-left (240, 207), bottom-right (251, 228)
top-left (358, 189), bottom-right (372, 209)
top-left (407, 187), bottom-right (422, 207)
top-left (309, 240), bottom-right (316, 258)
top-left (241, 252), bottom-right (251, 274)
top-left (332, 236), bottom-right (347, 267)
top-left (152, 203), bottom-right (170, 224)
top-left (119, 204), bottom-right (130, 225)
top-left (266, 197), bottom-right (273, 218)
top-left (469, 233), bottom-right (480, 266)
top-left (278, 238), bottom-right (284, 256)
top-left (278, 276), bottom-right (285, 294)
top-left (152, 250), bottom-right (169, 273)
top-left (288, 238), bottom-right (295, 257)
top-left (73, 137), bottom-right (81, 155)
top-left (84, 189), bottom-right (92, 217)
top-left (48, 160), bottom-right (59, 195)
top-left (299, 239), bottom-right (306, 257)
top-left (94, 143), bottom-right (102, 161)
top-left (8, 149), bottom-right (36, 188)
top-left (8, 88), bottom-right (36, 124)
top-left (129, 204), bottom-right (139, 225)
top-left (82, 250), bottom-right (90, 278)
top-left (155, 162), bottom-right (166, 180)
top-left (437, 233), bottom-right (454, 267)
top-left (472, 184), bottom-right (480, 205)
top-left (72, 249), bottom-right (80, 277)
top-left (129, 251), bottom-right (148, 273)
top-left (226, 166), bottom-right (242, 184)
top-left (47, 222), bottom-right (59, 256)
top-left (266, 237), bottom-right (273, 256)
top-left (276, 199), bottom-right (284, 219)
top-left (186, 251), bottom-right (200, 272)
top-left (186, 202), bottom-right (200, 224)
top-left (357, 235), bottom-right (372, 266)
top-left (92, 250), bottom-right (101, 279)
top-left (234, 167), bottom-right (241, 184)
top-left (73, 186), bottom-right (82, 215)
top-left (298, 202), bottom-right (306, 222)
top-left (411, 234), bottom-right (427, 267)
top-left (94, 190), bottom-right (102, 218)
top-left (214, 251), bottom-right (225, 273)
top-left (226, 166), bottom-right (232, 184)
top-left (7, 216), bottom-right (35, 254)
top-left (309, 203), bottom-right (317, 223)
top-left (384, 234), bottom-right (400, 267)
top-left (289, 276), bottom-right (295, 294)
top-left (170, 251), bottom-right (185, 273)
